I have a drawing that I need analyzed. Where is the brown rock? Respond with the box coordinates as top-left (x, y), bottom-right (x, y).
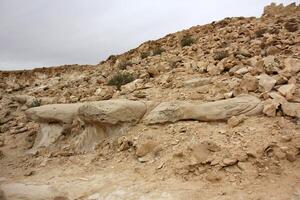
top-left (135, 140), bottom-right (157, 157)
top-left (222, 158), bottom-right (238, 166)
top-left (239, 75), bottom-right (258, 92)
top-left (263, 99), bottom-right (280, 117)
top-left (206, 172), bottom-right (222, 183)
top-left (207, 63), bottom-right (224, 76)
top-left (227, 116), bottom-right (243, 127)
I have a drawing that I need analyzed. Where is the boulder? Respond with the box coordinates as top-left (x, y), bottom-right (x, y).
top-left (143, 95), bottom-right (262, 124)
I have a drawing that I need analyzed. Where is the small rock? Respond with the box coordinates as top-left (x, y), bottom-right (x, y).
top-left (263, 56), bottom-right (279, 74)
top-left (135, 140), bottom-right (157, 157)
top-left (239, 75), bottom-right (258, 92)
top-left (258, 74), bottom-right (277, 92)
top-left (263, 99), bottom-right (280, 117)
top-left (206, 172), bottom-right (221, 183)
top-left (286, 151), bottom-right (297, 162)
top-left (277, 84), bottom-right (296, 100)
top-left (222, 158), bottom-right (238, 166)
top-left (207, 63), bottom-right (224, 76)
top-left (281, 135), bottom-right (292, 142)
top-left (281, 102), bottom-right (300, 118)
top-left (283, 57), bottom-right (300, 74)
top-left (147, 65), bottom-right (160, 77)
top-left (234, 67), bottom-right (249, 75)
top-left (24, 170), bottom-right (35, 176)
top-left (227, 115), bottom-right (244, 127)
top-left (117, 136), bottom-right (133, 151)
top-left (224, 92), bottom-right (233, 99)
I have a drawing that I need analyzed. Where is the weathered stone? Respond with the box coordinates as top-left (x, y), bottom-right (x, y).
top-left (144, 95), bottom-right (262, 124)
top-left (277, 84), bottom-right (296, 100)
top-left (26, 103), bottom-right (82, 124)
top-left (281, 102), bottom-right (300, 118)
top-left (78, 99), bottom-right (146, 124)
top-left (258, 74), bottom-right (276, 92)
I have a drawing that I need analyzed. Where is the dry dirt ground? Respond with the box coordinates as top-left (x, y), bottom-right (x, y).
top-left (0, 3), bottom-right (300, 200)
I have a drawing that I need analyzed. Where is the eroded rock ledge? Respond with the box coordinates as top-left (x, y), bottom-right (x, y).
top-left (26, 95), bottom-right (262, 152)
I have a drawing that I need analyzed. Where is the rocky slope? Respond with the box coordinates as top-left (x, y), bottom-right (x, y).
top-left (0, 3), bottom-right (300, 200)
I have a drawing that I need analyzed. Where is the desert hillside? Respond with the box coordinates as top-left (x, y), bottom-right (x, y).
top-left (0, 3), bottom-right (300, 200)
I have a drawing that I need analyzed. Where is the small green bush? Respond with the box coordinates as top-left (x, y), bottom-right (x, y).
top-left (30, 99), bottom-right (41, 108)
top-left (255, 28), bottom-right (267, 37)
top-left (152, 47), bottom-right (165, 56)
top-left (213, 51), bottom-right (229, 61)
top-left (108, 72), bottom-right (135, 90)
top-left (180, 35), bottom-right (195, 47)
top-left (117, 60), bottom-right (132, 70)
top-left (140, 51), bottom-right (150, 59)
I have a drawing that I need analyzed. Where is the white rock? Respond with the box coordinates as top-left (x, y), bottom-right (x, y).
top-left (258, 74), bottom-right (277, 92)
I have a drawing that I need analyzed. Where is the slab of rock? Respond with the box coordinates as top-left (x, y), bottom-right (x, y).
top-left (258, 74), bottom-right (277, 92)
top-left (281, 102), bottom-right (300, 118)
top-left (78, 99), bottom-right (146, 124)
top-left (26, 103), bottom-right (83, 124)
top-left (143, 95), bottom-right (262, 124)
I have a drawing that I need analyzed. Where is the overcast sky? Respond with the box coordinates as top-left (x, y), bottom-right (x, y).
top-left (0, 0), bottom-right (296, 70)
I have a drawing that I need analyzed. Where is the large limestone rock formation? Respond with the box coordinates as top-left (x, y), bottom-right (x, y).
top-left (143, 95), bottom-right (262, 124)
top-left (25, 96), bottom-right (262, 152)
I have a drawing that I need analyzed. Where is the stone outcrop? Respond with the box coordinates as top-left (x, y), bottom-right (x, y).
top-left (25, 96), bottom-right (263, 151)
top-left (143, 95), bottom-right (262, 124)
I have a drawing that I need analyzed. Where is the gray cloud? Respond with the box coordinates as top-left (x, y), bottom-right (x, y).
top-left (0, 0), bottom-right (295, 70)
